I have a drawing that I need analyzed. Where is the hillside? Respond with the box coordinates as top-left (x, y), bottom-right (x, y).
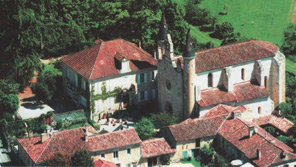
top-left (174, 0), bottom-right (293, 47)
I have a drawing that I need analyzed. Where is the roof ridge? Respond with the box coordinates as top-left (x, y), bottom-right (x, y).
top-left (195, 40), bottom-right (255, 55)
top-left (36, 135), bottom-right (53, 163)
top-left (122, 39), bottom-right (153, 59)
top-left (251, 40), bottom-right (279, 55)
top-left (89, 42), bottom-right (104, 80)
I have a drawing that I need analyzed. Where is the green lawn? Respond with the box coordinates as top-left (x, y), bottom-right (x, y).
top-left (181, 159), bottom-right (201, 167)
top-left (286, 58), bottom-right (296, 75)
top-left (198, 0), bottom-right (292, 47)
top-left (190, 25), bottom-right (221, 47)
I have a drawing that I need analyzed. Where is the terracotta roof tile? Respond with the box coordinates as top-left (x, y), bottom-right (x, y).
top-left (195, 40), bottom-right (278, 73)
top-left (86, 128), bottom-right (141, 152)
top-left (201, 104), bottom-right (248, 119)
top-left (253, 115), bottom-right (295, 134)
top-left (197, 82), bottom-right (270, 107)
top-left (61, 39), bottom-right (157, 80)
top-left (94, 159), bottom-right (117, 167)
top-left (218, 118), bottom-right (295, 167)
top-left (17, 127), bottom-right (140, 164)
top-left (141, 138), bottom-right (176, 158)
top-left (167, 116), bottom-right (227, 142)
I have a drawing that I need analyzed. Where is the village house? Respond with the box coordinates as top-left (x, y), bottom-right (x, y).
top-left (17, 127), bottom-right (142, 167)
top-left (160, 104), bottom-right (296, 166)
top-left (61, 39), bottom-right (157, 120)
top-left (139, 138), bottom-right (176, 167)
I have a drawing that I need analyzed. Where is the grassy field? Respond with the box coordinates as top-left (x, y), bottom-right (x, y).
top-left (173, 0), bottom-right (293, 47)
top-left (189, 25), bottom-right (221, 46)
top-left (181, 159), bottom-right (201, 167)
top-left (286, 58), bottom-right (296, 75)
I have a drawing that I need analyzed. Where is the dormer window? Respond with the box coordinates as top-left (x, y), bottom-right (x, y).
top-left (208, 73), bottom-right (213, 87)
top-left (114, 53), bottom-right (129, 73)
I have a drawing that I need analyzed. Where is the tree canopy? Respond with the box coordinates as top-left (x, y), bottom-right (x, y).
top-left (71, 149), bottom-right (94, 167)
top-left (0, 0), bottom-right (188, 90)
top-left (135, 117), bottom-right (156, 140)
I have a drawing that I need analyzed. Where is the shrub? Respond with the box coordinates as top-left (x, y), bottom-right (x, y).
top-left (150, 112), bottom-right (177, 129)
top-left (99, 129), bottom-right (108, 134)
top-left (89, 120), bottom-right (100, 131)
top-left (134, 117), bottom-right (156, 140)
top-left (71, 149), bottom-right (94, 167)
top-left (63, 119), bottom-right (71, 129)
top-left (200, 145), bottom-right (214, 165)
top-left (56, 120), bottom-right (63, 130)
top-left (40, 124), bottom-right (48, 133)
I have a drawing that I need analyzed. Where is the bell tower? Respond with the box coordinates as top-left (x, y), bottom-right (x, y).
top-left (157, 14), bottom-right (184, 120)
top-left (183, 29), bottom-right (196, 118)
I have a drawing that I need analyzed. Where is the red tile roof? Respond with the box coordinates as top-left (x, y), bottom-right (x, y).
top-left (17, 127), bottom-right (140, 164)
top-left (253, 115), bottom-right (294, 134)
top-left (94, 159), bottom-right (117, 167)
top-left (61, 39), bottom-right (157, 80)
top-left (86, 128), bottom-right (141, 152)
top-left (166, 115), bottom-right (227, 142)
top-left (197, 82), bottom-right (270, 107)
top-left (195, 40), bottom-right (278, 73)
top-left (218, 118), bottom-right (295, 167)
top-left (201, 104), bottom-right (248, 119)
top-left (141, 138), bottom-right (176, 158)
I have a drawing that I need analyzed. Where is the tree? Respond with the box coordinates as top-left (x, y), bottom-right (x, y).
top-left (150, 112), bottom-right (177, 129)
top-left (282, 24), bottom-right (296, 57)
top-left (275, 102), bottom-right (294, 119)
top-left (200, 145), bottom-right (214, 166)
top-left (71, 149), bottom-right (94, 167)
top-left (0, 80), bottom-right (19, 115)
top-left (213, 22), bottom-right (235, 39)
top-left (0, 94), bottom-right (19, 113)
top-left (32, 70), bottom-right (57, 103)
top-left (46, 151), bottom-right (71, 167)
top-left (134, 117), bottom-right (156, 140)
top-left (208, 154), bottom-right (229, 167)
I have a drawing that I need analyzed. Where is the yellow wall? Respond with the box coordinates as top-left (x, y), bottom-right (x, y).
top-left (92, 145), bottom-right (141, 167)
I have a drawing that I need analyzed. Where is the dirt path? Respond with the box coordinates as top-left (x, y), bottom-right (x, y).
top-left (290, 0), bottom-right (296, 23)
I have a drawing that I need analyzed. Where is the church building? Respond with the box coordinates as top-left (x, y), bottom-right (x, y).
top-left (157, 15), bottom-right (285, 120)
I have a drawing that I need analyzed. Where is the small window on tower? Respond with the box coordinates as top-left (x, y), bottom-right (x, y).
top-left (241, 68), bottom-right (245, 80)
top-left (258, 107), bottom-right (261, 114)
top-left (264, 76), bottom-right (268, 88)
top-left (208, 73), bottom-right (213, 87)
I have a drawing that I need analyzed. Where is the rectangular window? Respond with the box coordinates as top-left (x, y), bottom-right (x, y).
top-left (113, 151), bottom-right (119, 158)
top-left (82, 79), bottom-right (86, 90)
top-left (127, 148), bottom-right (131, 154)
top-left (152, 89), bottom-right (156, 99)
top-left (101, 154), bottom-right (105, 158)
top-left (140, 73), bottom-right (145, 83)
top-left (151, 71), bottom-right (155, 81)
top-left (144, 91), bottom-right (148, 100)
top-left (195, 138), bottom-right (200, 148)
top-left (144, 73), bottom-right (147, 83)
top-left (140, 91), bottom-right (145, 101)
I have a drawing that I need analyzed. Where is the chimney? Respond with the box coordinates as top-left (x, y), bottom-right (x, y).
top-left (84, 126), bottom-right (88, 142)
top-left (29, 130), bottom-right (34, 138)
top-left (138, 40), bottom-right (142, 48)
top-left (257, 149), bottom-right (261, 159)
top-left (249, 126), bottom-right (255, 137)
top-left (231, 112), bottom-right (241, 119)
top-left (41, 133), bottom-right (50, 143)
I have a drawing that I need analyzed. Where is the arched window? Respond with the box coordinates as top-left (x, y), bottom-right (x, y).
top-left (258, 107), bottom-right (261, 114)
top-left (241, 68), bottom-right (245, 80)
top-left (208, 73), bottom-right (213, 87)
top-left (264, 76), bottom-right (268, 88)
